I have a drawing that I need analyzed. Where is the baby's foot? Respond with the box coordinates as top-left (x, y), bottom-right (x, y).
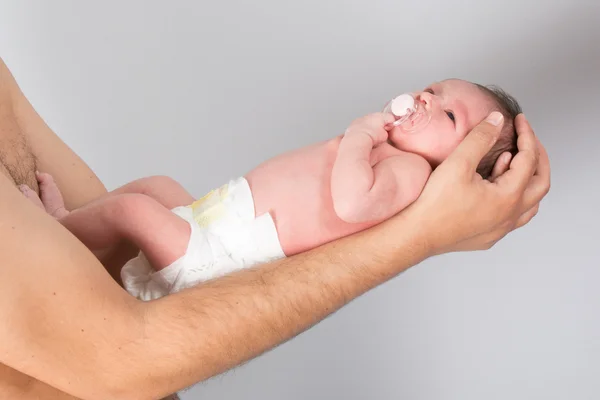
top-left (36, 171), bottom-right (69, 219)
top-left (19, 184), bottom-right (46, 211)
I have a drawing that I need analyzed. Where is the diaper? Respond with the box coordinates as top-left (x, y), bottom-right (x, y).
top-left (120, 177), bottom-right (286, 301)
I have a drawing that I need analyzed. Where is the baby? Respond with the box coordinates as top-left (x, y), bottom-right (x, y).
top-left (22, 79), bottom-right (522, 300)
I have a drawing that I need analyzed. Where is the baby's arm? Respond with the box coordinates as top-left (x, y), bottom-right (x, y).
top-left (331, 113), bottom-right (432, 224)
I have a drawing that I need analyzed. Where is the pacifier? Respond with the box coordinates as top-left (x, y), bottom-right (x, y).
top-left (383, 93), bottom-right (431, 133)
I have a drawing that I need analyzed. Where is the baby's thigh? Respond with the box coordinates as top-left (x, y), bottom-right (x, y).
top-left (112, 176), bottom-right (194, 209)
top-left (111, 193), bottom-right (191, 269)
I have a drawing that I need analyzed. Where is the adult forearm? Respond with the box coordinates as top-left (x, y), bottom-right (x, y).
top-left (1, 109), bottom-right (547, 400)
top-left (118, 214), bottom-right (428, 399)
top-left (0, 363), bottom-right (80, 400)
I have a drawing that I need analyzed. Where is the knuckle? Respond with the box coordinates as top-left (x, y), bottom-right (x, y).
top-left (453, 157), bottom-right (471, 174)
top-left (544, 182), bottom-right (551, 196)
top-left (505, 191), bottom-right (521, 208)
top-left (348, 116), bottom-right (374, 131)
top-left (359, 113), bottom-right (379, 124)
top-left (366, 112), bottom-right (389, 125)
top-left (524, 207), bottom-right (539, 223)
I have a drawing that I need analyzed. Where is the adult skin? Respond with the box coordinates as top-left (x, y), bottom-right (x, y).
top-left (0, 57), bottom-right (550, 399)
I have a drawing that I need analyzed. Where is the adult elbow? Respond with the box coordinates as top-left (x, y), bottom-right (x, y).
top-left (96, 360), bottom-right (165, 400)
top-left (101, 384), bottom-right (159, 400)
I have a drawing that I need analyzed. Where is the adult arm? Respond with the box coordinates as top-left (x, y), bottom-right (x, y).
top-left (0, 110), bottom-right (549, 400)
top-left (0, 363), bottom-right (80, 400)
top-left (0, 56), bottom-right (135, 283)
top-left (0, 57), bottom-right (107, 210)
top-left (0, 57), bottom-right (183, 400)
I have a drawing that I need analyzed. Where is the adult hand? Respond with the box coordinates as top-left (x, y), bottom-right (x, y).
top-left (406, 111), bottom-right (550, 256)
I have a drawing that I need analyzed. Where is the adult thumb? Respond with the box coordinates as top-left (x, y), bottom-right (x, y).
top-left (446, 111), bottom-right (504, 172)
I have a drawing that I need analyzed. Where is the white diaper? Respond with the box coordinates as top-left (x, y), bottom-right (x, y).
top-left (120, 177), bottom-right (286, 301)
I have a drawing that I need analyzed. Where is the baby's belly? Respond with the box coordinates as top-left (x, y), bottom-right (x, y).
top-left (245, 136), bottom-right (378, 256)
top-left (273, 199), bottom-right (374, 256)
top-left (247, 173), bottom-right (374, 256)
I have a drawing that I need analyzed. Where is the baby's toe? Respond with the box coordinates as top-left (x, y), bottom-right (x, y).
top-left (36, 171), bottom-right (55, 187)
top-left (19, 184), bottom-right (45, 210)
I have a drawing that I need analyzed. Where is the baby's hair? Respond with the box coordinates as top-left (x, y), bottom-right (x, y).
top-left (474, 84), bottom-right (522, 179)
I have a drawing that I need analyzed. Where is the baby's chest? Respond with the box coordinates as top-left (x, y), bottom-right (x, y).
top-left (370, 142), bottom-right (406, 165)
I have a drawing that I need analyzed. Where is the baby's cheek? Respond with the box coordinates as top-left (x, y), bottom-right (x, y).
top-left (434, 134), bottom-right (464, 164)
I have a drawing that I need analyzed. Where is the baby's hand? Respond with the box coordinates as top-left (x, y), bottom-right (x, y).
top-left (344, 113), bottom-right (395, 147)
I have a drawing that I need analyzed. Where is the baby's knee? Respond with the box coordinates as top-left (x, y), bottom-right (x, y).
top-left (106, 193), bottom-right (159, 221)
top-left (137, 175), bottom-right (184, 192)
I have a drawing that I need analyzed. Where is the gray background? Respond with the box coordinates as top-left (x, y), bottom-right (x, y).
top-left (1, 1), bottom-right (599, 399)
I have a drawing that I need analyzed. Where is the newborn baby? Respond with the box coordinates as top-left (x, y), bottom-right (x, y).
top-left (22, 79), bottom-right (521, 300)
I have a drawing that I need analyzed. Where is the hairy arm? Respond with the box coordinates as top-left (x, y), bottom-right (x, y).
top-left (331, 113), bottom-right (431, 223)
top-left (0, 111), bottom-right (549, 400)
top-left (0, 57), bottom-right (107, 210)
top-left (0, 58), bottom-right (113, 399)
top-left (0, 173), bottom-right (430, 400)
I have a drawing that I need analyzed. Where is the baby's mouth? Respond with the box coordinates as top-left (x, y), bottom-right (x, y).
top-left (402, 101), bottom-right (427, 129)
top-left (388, 97), bottom-right (430, 133)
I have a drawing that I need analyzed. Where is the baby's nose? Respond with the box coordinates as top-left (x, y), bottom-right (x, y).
top-left (416, 91), bottom-right (433, 106)
top-left (415, 91), bottom-right (437, 112)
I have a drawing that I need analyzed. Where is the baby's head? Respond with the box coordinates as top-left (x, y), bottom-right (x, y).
top-left (386, 79), bottom-right (522, 179)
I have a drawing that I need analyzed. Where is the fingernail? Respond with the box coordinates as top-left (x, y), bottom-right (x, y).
top-left (486, 111), bottom-right (504, 126)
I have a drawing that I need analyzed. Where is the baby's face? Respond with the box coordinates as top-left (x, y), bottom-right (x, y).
top-left (388, 79), bottom-right (495, 166)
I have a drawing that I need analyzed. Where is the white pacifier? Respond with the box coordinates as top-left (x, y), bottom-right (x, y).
top-left (383, 93), bottom-right (431, 132)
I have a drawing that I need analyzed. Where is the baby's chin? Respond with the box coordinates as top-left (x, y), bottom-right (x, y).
top-left (387, 127), bottom-right (409, 149)
top-left (386, 128), bottom-right (437, 164)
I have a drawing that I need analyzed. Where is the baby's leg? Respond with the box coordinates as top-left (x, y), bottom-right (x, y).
top-left (36, 172), bottom-right (69, 218)
top-left (19, 184), bottom-right (45, 210)
top-left (60, 193), bottom-right (190, 270)
top-left (109, 175), bottom-right (195, 209)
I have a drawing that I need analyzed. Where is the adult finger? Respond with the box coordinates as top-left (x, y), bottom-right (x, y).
top-left (521, 139), bottom-right (551, 211)
top-left (515, 203), bottom-right (540, 229)
top-left (445, 111), bottom-right (504, 173)
top-left (490, 152), bottom-right (512, 182)
top-left (533, 136), bottom-right (550, 178)
top-left (497, 114), bottom-right (538, 192)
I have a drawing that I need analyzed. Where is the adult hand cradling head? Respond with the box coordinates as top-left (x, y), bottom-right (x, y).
top-left (374, 111), bottom-right (549, 262)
